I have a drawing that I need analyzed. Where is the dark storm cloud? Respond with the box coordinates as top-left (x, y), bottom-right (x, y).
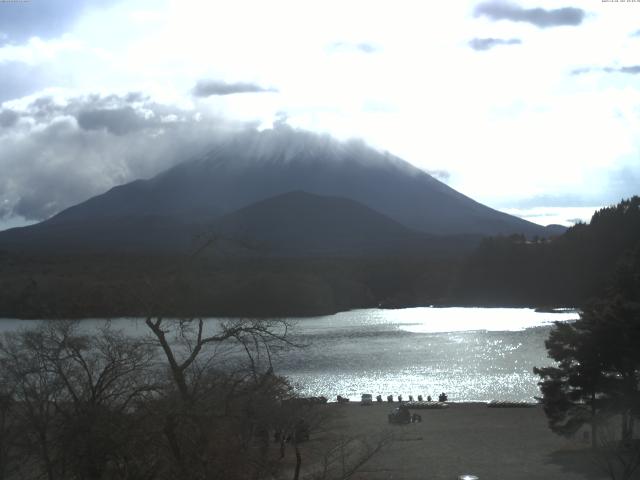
top-left (192, 80), bottom-right (277, 97)
top-left (0, 0), bottom-right (120, 44)
top-left (0, 92), bottom-right (252, 221)
top-left (468, 37), bottom-right (521, 51)
top-left (474, 2), bottom-right (585, 28)
top-left (572, 65), bottom-right (640, 75)
top-left (24, 93), bottom-right (173, 135)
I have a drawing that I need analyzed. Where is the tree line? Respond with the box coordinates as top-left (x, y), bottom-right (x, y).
top-left (2, 197), bottom-right (639, 318)
top-left (534, 222), bottom-right (640, 479)
top-left (454, 196), bottom-right (640, 307)
top-left (0, 254), bottom-right (460, 319)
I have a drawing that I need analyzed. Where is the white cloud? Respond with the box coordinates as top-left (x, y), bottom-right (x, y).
top-left (502, 206), bottom-right (601, 227)
top-left (0, 0), bottom-right (639, 227)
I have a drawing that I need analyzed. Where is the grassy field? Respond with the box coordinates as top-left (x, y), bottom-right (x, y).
top-left (283, 402), bottom-right (608, 480)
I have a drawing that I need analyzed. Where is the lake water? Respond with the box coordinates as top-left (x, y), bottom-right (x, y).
top-left (0, 307), bottom-right (578, 402)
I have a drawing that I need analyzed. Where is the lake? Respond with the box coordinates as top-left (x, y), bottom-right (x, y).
top-left (0, 307), bottom-right (578, 402)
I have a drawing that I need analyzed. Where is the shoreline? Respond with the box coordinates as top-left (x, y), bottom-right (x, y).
top-left (323, 400), bottom-right (537, 406)
top-left (0, 304), bottom-right (579, 322)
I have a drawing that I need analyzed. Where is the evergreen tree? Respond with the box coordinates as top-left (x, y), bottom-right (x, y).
top-left (534, 320), bottom-right (612, 448)
top-left (535, 242), bottom-right (640, 448)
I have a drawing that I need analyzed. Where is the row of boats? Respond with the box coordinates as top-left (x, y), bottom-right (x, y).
top-left (359, 393), bottom-right (449, 405)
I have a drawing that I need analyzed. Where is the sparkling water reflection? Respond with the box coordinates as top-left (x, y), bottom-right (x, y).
top-left (273, 307), bottom-right (578, 402)
top-left (0, 307), bottom-right (578, 402)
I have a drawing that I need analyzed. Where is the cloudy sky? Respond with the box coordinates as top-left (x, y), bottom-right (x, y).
top-left (1, 0), bottom-right (639, 230)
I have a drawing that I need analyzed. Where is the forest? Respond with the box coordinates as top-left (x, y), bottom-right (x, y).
top-left (454, 196), bottom-right (640, 307)
top-left (533, 212), bottom-right (640, 479)
top-left (0, 197), bottom-right (638, 318)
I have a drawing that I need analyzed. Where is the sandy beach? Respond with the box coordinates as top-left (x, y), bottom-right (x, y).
top-left (286, 402), bottom-right (608, 480)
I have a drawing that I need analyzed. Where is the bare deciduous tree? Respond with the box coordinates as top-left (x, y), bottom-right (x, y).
top-left (0, 321), bottom-right (158, 480)
top-left (142, 316), bottom-right (301, 479)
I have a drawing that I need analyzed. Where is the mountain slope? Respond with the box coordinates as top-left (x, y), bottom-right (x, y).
top-left (43, 126), bottom-right (549, 237)
top-left (0, 191), bottom-right (481, 256)
top-left (210, 190), bottom-right (430, 256)
top-left (0, 214), bottom-right (202, 254)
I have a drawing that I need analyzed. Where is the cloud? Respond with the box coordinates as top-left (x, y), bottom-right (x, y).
top-left (618, 66), bottom-right (640, 74)
top-left (0, 92), bottom-right (251, 221)
top-left (468, 37), bottom-right (521, 51)
top-left (0, 0), bottom-right (121, 44)
top-left (507, 194), bottom-right (599, 209)
top-left (606, 166), bottom-right (640, 203)
top-left (355, 43), bottom-right (378, 54)
top-left (570, 67), bottom-right (591, 76)
top-left (507, 171), bottom-right (640, 214)
top-left (500, 205), bottom-right (602, 227)
top-left (77, 107), bottom-right (149, 135)
top-left (328, 42), bottom-right (380, 54)
top-left (572, 65), bottom-right (640, 75)
top-left (0, 109), bottom-right (18, 128)
top-left (426, 169), bottom-right (451, 182)
top-left (474, 2), bottom-right (585, 28)
top-left (192, 80), bottom-right (277, 97)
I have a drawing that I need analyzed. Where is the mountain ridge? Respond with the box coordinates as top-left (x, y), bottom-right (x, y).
top-left (0, 126), bottom-right (562, 256)
top-left (43, 126), bottom-right (551, 237)
top-left (210, 190), bottom-right (430, 256)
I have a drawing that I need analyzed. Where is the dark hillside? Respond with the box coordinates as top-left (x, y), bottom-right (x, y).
top-left (210, 190), bottom-right (429, 256)
top-left (453, 196), bottom-right (640, 306)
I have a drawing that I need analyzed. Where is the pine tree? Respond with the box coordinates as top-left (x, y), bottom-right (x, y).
top-left (534, 320), bottom-right (612, 448)
top-left (535, 243), bottom-right (640, 448)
